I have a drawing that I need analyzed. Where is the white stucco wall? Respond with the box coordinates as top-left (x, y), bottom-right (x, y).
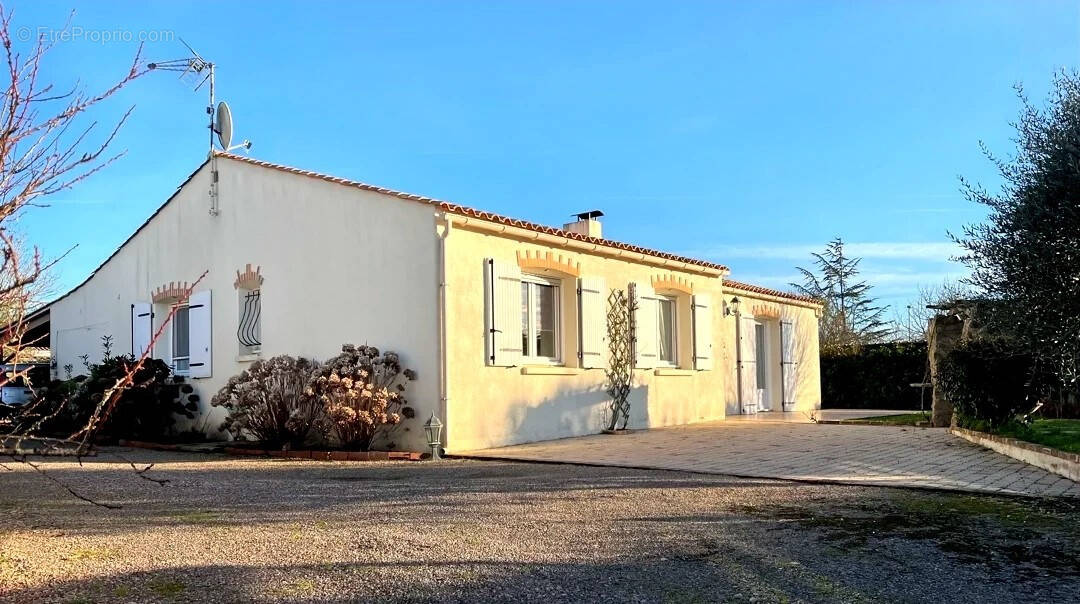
top-left (717, 289), bottom-right (822, 417)
top-left (442, 223), bottom-right (823, 451)
top-left (48, 157), bottom-right (440, 450)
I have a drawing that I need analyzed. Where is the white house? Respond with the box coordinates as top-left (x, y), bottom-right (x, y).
top-left (44, 152), bottom-right (822, 452)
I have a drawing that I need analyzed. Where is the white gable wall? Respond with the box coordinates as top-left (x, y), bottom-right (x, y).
top-left (48, 158), bottom-right (440, 450)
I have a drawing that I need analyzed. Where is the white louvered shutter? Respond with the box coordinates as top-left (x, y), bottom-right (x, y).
top-left (692, 293), bottom-right (713, 370)
top-left (738, 315), bottom-right (758, 413)
top-left (484, 259), bottom-right (522, 366)
top-left (188, 290), bottom-right (212, 378)
top-left (577, 277), bottom-right (606, 369)
top-left (781, 320), bottom-right (797, 410)
top-left (631, 282), bottom-right (658, 369)
top-left (131, 302), bottom-right (153, 358)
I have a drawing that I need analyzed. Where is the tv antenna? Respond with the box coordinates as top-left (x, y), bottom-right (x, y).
top-left (148, 39), bottom-right (252, 154)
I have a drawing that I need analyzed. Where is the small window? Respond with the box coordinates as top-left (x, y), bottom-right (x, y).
top-left (520, 275), bottom-right (560, 362)
top-left (657, 296), bottom-right (677, 365)
top-left (172, 305), bottom-right (190, 373)
top-left (238, 288), bottom-right (262, 355)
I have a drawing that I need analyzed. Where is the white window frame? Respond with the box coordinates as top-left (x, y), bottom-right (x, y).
top-left (656, 295), bottom-right (678, 367)
top-left (521, 274), bottom-right (562, 365)
top-left (171, 303), bottom-right (191, 375)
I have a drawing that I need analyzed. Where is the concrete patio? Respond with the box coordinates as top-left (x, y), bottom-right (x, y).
top-left (458, 421), bottom-right (1080, 498)
top-left (720, 409), bottom-right (917, 423)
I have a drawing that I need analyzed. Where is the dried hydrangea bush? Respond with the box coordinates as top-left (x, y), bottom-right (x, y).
top-left (308, 344), bottom-right (417, 451)
top-left (210, 355), bottom-right (326, 448)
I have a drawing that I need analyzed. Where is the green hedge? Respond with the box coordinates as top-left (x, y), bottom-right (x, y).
top-left (821, 341), bottom-right (928, 410)
top-left (936, 337), bottom-right (1034, 429)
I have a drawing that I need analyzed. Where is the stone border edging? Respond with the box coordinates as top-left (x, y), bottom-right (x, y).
top-left (950, 426), bottom-right (1080, 482)
top-left (118, 439), bottom-right (422, 462)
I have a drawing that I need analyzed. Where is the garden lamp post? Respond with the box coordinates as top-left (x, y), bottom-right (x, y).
top-left (424, 413), bottom-right (443, 460)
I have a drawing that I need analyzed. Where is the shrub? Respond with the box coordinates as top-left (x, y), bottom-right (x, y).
top-left (936, 337), bottom-right (1034, 429)
top-left (821, 341), bottom-right (928, 410)
top-left (308, 344), bottom-right (416, 451)
top-left (211, 355), bottom-right (324, 448)
top-left (22, 353), bottom-right (190, 442)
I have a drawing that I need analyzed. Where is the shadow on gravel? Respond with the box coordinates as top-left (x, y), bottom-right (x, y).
top-left (0, 555), bottom-right (872, 604)
top-left (736, 493), bottom-right (1080, 579)
top-left (4, 450), bottom-right (1080, 603)
top-left (1, 451), bottom-right (793, 535)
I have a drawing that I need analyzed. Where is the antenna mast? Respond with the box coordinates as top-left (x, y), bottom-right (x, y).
top-left (149, 39), bottom-right (253, 216)
top-left (148, 39), bottom-right (218, 155)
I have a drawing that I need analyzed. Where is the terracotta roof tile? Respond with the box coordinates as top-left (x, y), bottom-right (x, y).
top-left (216, 152), bottom-right (729, 272)
top-left (723, 279), bottom-right (822, 306)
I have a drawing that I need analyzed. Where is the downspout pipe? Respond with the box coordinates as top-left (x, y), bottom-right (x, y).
top-left (436, 213), bottom-right (453, 451)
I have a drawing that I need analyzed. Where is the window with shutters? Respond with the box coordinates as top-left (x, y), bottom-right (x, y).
top-left (656, 296), bottom-right (677, 366)
top-left (520, 274), bottom-right (560, 363)
top-left (172, 304), bottom-right (190, 374)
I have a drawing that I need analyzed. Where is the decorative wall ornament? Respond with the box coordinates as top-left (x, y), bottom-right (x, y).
top-left (516, 250), bottom-right (580, 277)
top-left (650, 273), bottom-right (694, 294)
top-left (152, 281), bottom-right (193, 304)
top-left (234, 264), bottom-right (264, 290)
top-left (751, 304), bottom-right (782, 319)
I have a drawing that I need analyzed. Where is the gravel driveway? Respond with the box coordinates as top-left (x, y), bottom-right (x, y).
top-left (1, 449), bottom-right (1078, 603)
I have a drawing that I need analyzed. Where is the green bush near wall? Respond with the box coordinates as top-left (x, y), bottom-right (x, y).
top-left (821, 341), bottom-right (928, 410)
top-left (936, 337), bottom-right (1035, 429)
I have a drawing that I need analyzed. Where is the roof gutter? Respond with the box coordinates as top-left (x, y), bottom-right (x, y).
top-left (447, 214), bottom-right (727, 278)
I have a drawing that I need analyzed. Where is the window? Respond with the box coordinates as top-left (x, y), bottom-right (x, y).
top-left (520, 275), bottom-right (560, 362)
top-left (657, 296), bottom-right (677, 365)
top-left (172, 305), bottom-right (190, 373)
top-left (238, 288), bottom-right (262, 355)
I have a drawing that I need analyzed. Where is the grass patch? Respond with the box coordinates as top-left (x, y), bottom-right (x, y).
top-left (897, 493), bottom-right (1065, 529)
top-left (840, 412), bottom-right (930, 426)
top-left (70, 547), bottom-right (117, 562)
top-left (996, 419), bottom-right (1080, 454)
top-left (741, 492), bottom-right (1080, 576)
top-left (277, 578), bottom-right (317, 597)
top-left (149, 578), bottom-right (185, 598)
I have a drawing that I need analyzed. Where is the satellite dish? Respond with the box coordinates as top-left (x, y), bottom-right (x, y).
top-left (215, 101), bottom-right (233, 150)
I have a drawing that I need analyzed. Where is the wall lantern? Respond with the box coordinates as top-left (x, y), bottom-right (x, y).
top-left (423, 413), bottom-right (444, 460)
top-left (724, 296), bottom-right (741, 317)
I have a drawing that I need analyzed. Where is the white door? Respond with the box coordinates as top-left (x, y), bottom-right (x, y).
top-left (737, 315), bottom-right (759, 414)
top-left (754, 321), bottom-right (772, 411)
top-left (780, 320), bottom-right (797, 411)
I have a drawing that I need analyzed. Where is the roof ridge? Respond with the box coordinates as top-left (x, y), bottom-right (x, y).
top-left (215, 152), bottom-right (729, 272)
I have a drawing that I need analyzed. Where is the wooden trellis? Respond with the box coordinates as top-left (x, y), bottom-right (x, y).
top-left (604, 288), bottom-right (636, 431)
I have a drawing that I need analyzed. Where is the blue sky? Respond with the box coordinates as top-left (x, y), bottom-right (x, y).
top-left (13, 1), bottom-right (1080, 317)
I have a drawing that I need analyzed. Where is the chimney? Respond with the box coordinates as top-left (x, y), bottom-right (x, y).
top-left (563, 210), bottom-right (604, 239)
